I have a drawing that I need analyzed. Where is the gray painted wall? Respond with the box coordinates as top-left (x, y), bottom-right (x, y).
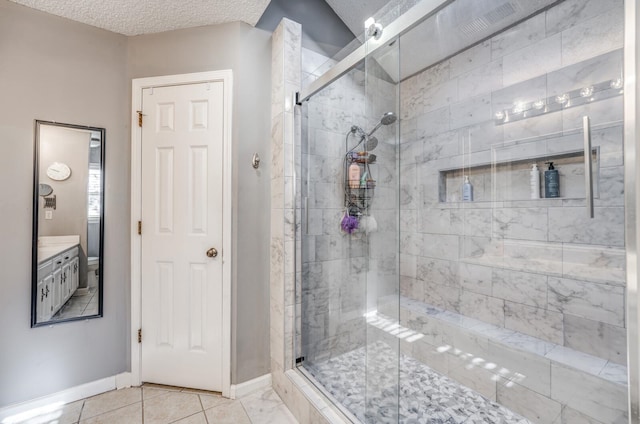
top-left (127, 21), bottom-right (272, 385)
top-left (0, 2), bottom-right (272, 407)
top-left (0, 0), bottom-right (129, 406)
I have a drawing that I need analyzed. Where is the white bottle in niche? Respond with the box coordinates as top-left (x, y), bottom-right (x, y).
top-left (462, 175), bottom-right (474, 201)
top-left (530, 163), bottom-right (541, 199)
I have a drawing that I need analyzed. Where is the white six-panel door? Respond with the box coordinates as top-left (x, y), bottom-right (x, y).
top-left (140, 81), bottom-right (224, 391)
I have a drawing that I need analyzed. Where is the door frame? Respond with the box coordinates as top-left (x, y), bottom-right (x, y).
top-left (130, 70), bottom-right (233, 396)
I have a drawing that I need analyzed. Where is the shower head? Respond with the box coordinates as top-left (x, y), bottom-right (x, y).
top-left (367, 112), bottom-right (398, 137)
top-left (364, 137), bottom-right (378, 151)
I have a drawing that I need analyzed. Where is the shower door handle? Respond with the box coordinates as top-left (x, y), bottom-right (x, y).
top-left (583, 116), bottom-right (594, 219)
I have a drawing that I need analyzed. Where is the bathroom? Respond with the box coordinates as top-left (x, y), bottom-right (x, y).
top-left (1, 0), bottom-right (639, 423)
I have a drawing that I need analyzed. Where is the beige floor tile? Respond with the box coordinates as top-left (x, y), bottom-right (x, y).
top-left (80, 403), bottom-right (142, 424)
top-left (204, 402), bottom-right (251, 424)
top-left (143, 391), bottom-right (203, 424)
top-left (172, 412), bottom-right (208, 424)
top-left (142, 386), bottom-right (176, 401)
top-left (199, 393), bottom-right (234, 410)
top-left (81, 388), bottom-right (141, 420)
top-left (16, 400), bottom-right (84, 424)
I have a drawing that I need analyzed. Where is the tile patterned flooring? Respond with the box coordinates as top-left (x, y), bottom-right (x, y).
top-left (52, 285), bottom-right (99, 320)
top-left (305, 342), bottom-right (532, 424)
top-left (14, 384), bottom-right (298, 424)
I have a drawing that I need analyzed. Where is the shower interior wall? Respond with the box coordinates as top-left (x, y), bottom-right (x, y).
top-left (298, 0), bottom-right (629, 423)
top-left (300, 46), bottom-right (399, 365)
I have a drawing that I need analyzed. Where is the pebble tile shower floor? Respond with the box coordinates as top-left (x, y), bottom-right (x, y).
top-left (305, 342), bottom-right (532, 424)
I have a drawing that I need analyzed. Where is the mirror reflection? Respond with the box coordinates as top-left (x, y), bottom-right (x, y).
top-left (32, 121), bottom-right (104, 326)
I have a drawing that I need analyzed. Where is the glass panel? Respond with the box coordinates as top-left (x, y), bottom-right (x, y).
top-left (298, 0), bottom-right (630, 423)
top-left (363, 30), bottom-right (401, 423)
top-left (298, 65), bottom-right (369, 421)
top-left (396, 0), bottom-right (628, 423)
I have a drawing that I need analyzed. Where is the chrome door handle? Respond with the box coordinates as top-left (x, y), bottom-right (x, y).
top-left (583, 116), bottom-right (594, 218)
top-left (206, 247), bottom-right (218, 258)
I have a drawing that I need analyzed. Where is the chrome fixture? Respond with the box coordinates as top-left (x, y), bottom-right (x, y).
top-left (365, 17), bottom-right (383, 40)
top-left (348, 112), bottom-right (397, 152)
top-left (252, 153), bottom-right (261, 169)
top-left (494, 79), bottom-right (623, 125)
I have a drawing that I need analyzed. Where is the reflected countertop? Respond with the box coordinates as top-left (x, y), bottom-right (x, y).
top-left (38, 235), bottom-right (80, 265)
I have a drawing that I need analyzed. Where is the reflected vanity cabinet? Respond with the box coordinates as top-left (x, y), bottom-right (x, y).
top-left (36, 246), bottom-right (79, 321)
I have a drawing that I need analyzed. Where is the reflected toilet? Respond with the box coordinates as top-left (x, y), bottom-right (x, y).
top-left (87, 256), bottom-right (99, 287)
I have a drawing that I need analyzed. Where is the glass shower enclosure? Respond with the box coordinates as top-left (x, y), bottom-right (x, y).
top-left (296, 0), bottom-right (632, 422)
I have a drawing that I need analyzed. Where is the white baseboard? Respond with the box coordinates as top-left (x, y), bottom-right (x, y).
top-left (0, 372), bottom-right (131, 423)
top-left (229, 373), bottom-right (272, 399)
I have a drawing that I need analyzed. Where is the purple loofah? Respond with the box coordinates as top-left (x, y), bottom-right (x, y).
top-left (341, 214), bottom-right (359, 234)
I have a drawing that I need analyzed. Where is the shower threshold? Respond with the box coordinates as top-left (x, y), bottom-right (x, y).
top-left (302, 341), bottom-right (531, 424)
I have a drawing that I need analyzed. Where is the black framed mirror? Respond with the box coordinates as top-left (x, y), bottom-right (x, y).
top-left (31, 120), bottom-right (105, 327)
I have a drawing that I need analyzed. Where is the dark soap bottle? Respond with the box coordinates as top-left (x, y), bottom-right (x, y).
top-left (544, 161), bottom-right (559, 198)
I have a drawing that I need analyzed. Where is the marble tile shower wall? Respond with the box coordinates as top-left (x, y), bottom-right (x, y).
top-left (398, 0), bottom-right (626, 365)
top-left (301, 48), bottom-right (399, 364)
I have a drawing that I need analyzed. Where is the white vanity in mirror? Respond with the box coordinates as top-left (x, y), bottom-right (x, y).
top-left (36, 236), bottom-right (80, 322)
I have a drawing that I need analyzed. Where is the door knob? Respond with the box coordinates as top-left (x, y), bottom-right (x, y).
top-left (206, 247), bottom-right (218, 258)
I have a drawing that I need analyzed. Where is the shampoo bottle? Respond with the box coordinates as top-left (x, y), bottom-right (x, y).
top-left (462, 175), bottom-right (474, 201)
top-left (544, 162), bottom-right (559, 198)
top-left (530, 163), bottom-right (540, 199)
top-left (348, 163), bottom-right (361, 189)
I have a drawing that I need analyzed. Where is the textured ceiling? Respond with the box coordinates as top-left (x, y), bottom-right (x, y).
top-left (7, 0), bottom-right (271, 36)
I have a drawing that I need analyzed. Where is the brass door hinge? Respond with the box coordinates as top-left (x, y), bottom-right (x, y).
top-left (137, 221), bottom-right (142, 235)
top-left (138, 328), bottom-right (142, 343)
top-left (136, 110), bottom-right (144, 127)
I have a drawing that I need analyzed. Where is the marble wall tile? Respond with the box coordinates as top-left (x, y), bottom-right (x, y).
top-left (550, 363), bottom-right (628, 423)
top-left (492, 269), bottom-right (548, 309)
top-left (546, 49), bottom-right (623, 96)
top-left (505, 302), bottom-right (563, 345)
top-left (548, 277), bottom-right (624, 327)
top-left (458, 262), bottom-right (493, 296)
top-left (546, 0), bottom-right (623, 36)
top-left (493, 208), bottom-right (548, 242)
top-left (462, 120), bottom-right (504, 153)
top-left (497, 381), bottom-right (561, 424)
top-left (488, 341), bottom-right (552, 397)
top-left (422, 79), bottom-right (459, 113)
top-left (448, 355), bottom-right (497, 401)
top-left (449, 94), bottom-right (492, 130)
top-left (400, 276), bottom-right (423, 302)
top-left (421, 233), bottom-right (460, 261)
top-left (596, 166), bottom-right (624, 207)
top-left (449, 40), bottom-right (491, 78)
top-left (502, 111), bottom-right (563, 144)
top-left (502, 34), bottom-right (562, 87)
top-left (562, 244), bottom-right (625, 285)
top-left (416, 106), bottom-right (451, 138)
top-left (423, 280), bottom-right (461, 312)
top-left (545, 345), bottom-right (607, 376)
top-left (457, 59), bottom-right (503, 100)
top-left (563, 314), bottom-right (626, 365)
top-left (548, 207), bottom-right (624, 247)
top-left (599, 362), bottom-right (627, 386)
top-left (562, 96), bottom-right (623, 130)
top-left (416, 257), bottom-right (459, 287)
top-left (560, 8), bottom-right (624, 67)
top-left (491, 13), bottom-right (547, 60)
top-left (405, 338), bottom-right (448, 375)
top-left (560, 405), bottom-right (607, 424)
top-left (591, 125), bottom-right (624, 168)
top-left (459, 291), bottom-right (505, 327)
top-left (400, 139), bottom-right (423, 165)
top-left (450, 208), bottom-right (493, 238)
top-left (417, 61), bottom-right (451, 91)
top-left (422, 129), bottom-right (460, 161)
top-left (419, 209), bottom-right (451, 234)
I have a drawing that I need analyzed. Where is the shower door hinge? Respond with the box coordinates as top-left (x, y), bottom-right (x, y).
top-left (295, 356), bottom-right (305, 364)
top-left (137, 328), bottom-right (142, 343)
top-left (137, 221), bottom-right (142, 235)
top-left (136, 110), bottom-right (144, 127)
